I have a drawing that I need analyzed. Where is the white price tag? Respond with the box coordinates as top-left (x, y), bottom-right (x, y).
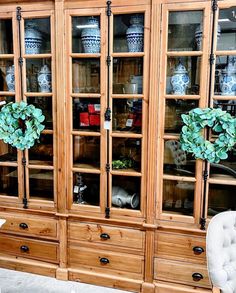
top-left (0, 101), bottom-right (6, 106)
top-left (73, 186), bottom-right (79, 193)
top-left (94, 104), bottom-right (100, 112)
top-left (104, 121), bottom-right (111, 130)
top-left (126, 119), bottom-right (133, 127)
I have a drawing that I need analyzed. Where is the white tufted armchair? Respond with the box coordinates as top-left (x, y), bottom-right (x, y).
top-left (206, 211), bottom-right (236, 293)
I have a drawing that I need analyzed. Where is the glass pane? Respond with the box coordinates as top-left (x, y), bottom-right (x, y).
top-left (27, 96), bottom-right (53, 130)
top-left (214, 55), bottom-right (236, 96)
top-left (0, 142), bottom-right (17, 162)
top-left (210, 146), bottom-right (236, 180)
top-left (166, 56), bottom-right (201, 95)
top-left (29, 169), bottom-right (53, 200)
top-left (73, 172), bottom-right (100, 206)
top-left (73, 98), bottom-right (100, 131)
top-left (0, 95), bottom-right (15, 104)
top-left (214, 99), bottom-right (236, 117)
top-left (24, 18), bottom-right (51, 54)
top-left (112, 138), bottom-right (141, 172)
top-left (165, 99), bottom-right (198, 133)
top-left (217, 8), bottom-right (236, 51)
top-left (0, 19), bottom-right (13, 54)
top-left (26, 58), bottom-right (51, 93)
top-left (73, 136), bottom-right (100, 169)
top-left (112, 175), bottom-right (140, 210)
top-left (113, 13), bottom-right (144, 53)
top-left (72, 58), bottom-right (100, 93)
top-left (0, 166), bottom-right (18, 197)
top-left (164, 140), bottom-right (196, 177)
top-left (113, 57), bottom-right (143, 94)
top-left (168, 11), bottom-right (203, 51)
top-left (0, 59), bottom-right (14, 92)
top-left (163, 179), bottom-right (194, 215)
top-left (112, 99), bottom-right (142, 133)
top-left (28, 134), bottom-right (53, 166)
top-left (72, 16), bottom-right (100, 54)
top-left (208, 184), bottom-right (236, 216)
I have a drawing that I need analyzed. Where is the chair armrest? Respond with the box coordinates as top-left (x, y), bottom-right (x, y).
top-left (212, 287), bottom-right (221, 293)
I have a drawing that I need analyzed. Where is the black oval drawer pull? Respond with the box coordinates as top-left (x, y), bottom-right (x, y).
top-left (193, 246), bottom-right (204, 255)
top-left (100, 233), bottom-right (110, 240)
top-left (20, 245), bottom-right (29, 253)
top-left (100, 257), bottom-right (109, 264)
top-left (19, 223), bottom-right (28, 229)
top-left (192, 273), bottom-right (203, 282)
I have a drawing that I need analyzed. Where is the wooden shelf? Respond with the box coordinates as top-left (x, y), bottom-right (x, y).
top-left (23, 53), bottom-right (52, 59)
top-left (112, 52), bottom-right (144, 58)
top-left (111, 169), bottom-right (142, 177)
top-left (111, 132), bottom-right (142, 138)
top-left (73, 164), bottom-right (100, 173)
top-left (70, 53), bottom-right (101, 58)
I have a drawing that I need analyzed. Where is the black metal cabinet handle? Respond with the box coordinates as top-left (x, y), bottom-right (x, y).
top-left (20, 245), bottom-right (29, 252)
top-left (192, 273), bottom-right (203, 282)
top-left (100, 257), bottom-right (109, 264)
top-left (100, 233), bottom-right (110, 240)
top-left (193, 246), bottom-right (204, 255)
top-left (19, 223), bottom-right (28, 229)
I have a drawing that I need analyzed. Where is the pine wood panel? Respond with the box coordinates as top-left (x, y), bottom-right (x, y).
top-left (154, 282), bottom-right (211, 293)
top-left (155, 232), bottom-right (206, 264)
top-left (0, 234), bottom-right (59, 263)
top-left (154, 258), bottom-right (211, 288)
top-left (69, 245), bottom-right (144, 275)
top-left (0, 213), bottom-right (57, 239)
top-left (68, 221), bottom-right (145, 250)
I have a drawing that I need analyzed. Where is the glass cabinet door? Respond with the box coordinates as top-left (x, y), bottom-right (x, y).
top-left (157, 3), bottom-right (211, 225)
top-left (110, 6), bottom-right (150, 217)
top-left (0, 13), bottom-right (20, 201)
top-left (67, 9), bottom-right (106, 212)
top-left (207, 3), bottom-right (236, 219)
top-left (21, 11), bottom-right (55, 205)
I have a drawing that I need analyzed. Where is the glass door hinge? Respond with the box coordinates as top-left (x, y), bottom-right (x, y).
top-left (106, 1), bottom-right (112, 16)
top-left (209, 54), bottom-right (215, 65)
top-left (212, 0), bottom-right (218, 11)
top-left (105, 207), bottom-right (110, 218)
top-left (203, 170), bottom-right (208, 181)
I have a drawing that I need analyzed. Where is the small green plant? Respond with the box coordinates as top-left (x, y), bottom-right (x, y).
top-left (0, 101), bottom-right (45, 150)
top-left (112, 158), bottom-right (134, 169)
top-left (180, 107), bottom-right (236, 163)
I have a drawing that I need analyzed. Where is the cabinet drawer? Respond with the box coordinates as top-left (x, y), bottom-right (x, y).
top-left (0, 234), bottom-right (59, 263)
top-left (155, 232), bottom-right (206, 264)
top-left (154, 258), bottom-right (210, 288)
top-left (69, 245), bottom-right (144, 275)
top-left (69, 222), bottom-right (144, 250)
top-left (0, 214), bottom-right (57, 239)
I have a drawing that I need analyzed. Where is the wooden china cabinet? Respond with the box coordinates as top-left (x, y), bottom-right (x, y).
top-left (0, 0), bottom-right (235, 292)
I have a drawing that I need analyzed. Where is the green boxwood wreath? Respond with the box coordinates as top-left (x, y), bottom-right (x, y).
top-left (0, 101), bottom-right (45, 150)
top-left (180, 107), bottom-right (236, 163)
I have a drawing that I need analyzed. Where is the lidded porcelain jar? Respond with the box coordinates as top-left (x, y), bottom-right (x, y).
top-left (37, 65), bottom-right (51, 93)
top-left (81, 17), bottom-right (100, 53)
top-left (24, 21), bottom-right (42, 54)
top-left (170, 61), bottom-right (190, 95)
top-left (219, 57), bottom-right (236, 96)
top-left (126, 14), bottom-right (144, 52)
top-left (5, 65), bottom-right (15, 92)
top-left (195, 24), bottom-right (221, 50)
top-left (112, 186), bottom-right (139, 209)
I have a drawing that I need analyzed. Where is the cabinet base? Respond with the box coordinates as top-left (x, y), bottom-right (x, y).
top-left (56, 268), bottom-right (68, 280)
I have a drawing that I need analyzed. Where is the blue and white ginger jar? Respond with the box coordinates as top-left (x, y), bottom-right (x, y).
top-left (5, 65), bottom-right (15, 92)
top-left (37, 65), bottom-right (51, 93)
top-left (81, 17), bottom-right (100, 53)
top-left (126, 14), bottom-right (144, 52)
top-left (219, 58), bottom-right (236, 96)
top-left (171, 61), bottom-right (190, 95)
top-left (25, 22), bottom-right (42, 54)
top-left (195, 24), bottom-right (221, 50)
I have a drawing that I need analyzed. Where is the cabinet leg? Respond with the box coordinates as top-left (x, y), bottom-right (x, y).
top-left (141, 282), bottom-right (155, 293)
top-left (56, 268), bottom-right (68, 281)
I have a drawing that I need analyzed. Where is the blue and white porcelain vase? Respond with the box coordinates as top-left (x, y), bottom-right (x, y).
top-left (195, 24), bottom-right (221, 50)
top-left (5, 65), bottom-right (15, 92)
top-left (171, 61), bottom-right (190, 95)
top-left (25, 22), bottom-right (42, 54)
top-left (81, 17), bottom-right (100, 53)
top-left (126, 14), bottom-right (144, 52)
top-left (37, 65), bottom-right (51, 93)
top-left (219, 57), bottom-right (236, 96)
